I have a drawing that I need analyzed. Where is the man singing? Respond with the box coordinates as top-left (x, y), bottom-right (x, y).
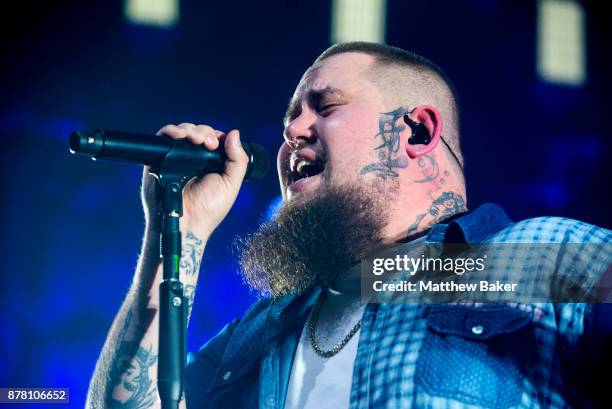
top-left (86, 42), bottom-right (611, 409)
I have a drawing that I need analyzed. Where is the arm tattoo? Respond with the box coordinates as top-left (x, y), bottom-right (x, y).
top-left (361, 107), bottom-right (409, 179)
top-left (180, 231), bottom-right (203, 277)
top-left (413, 155), bottom-right (439, 183)
top-left (407, 191), bottom-right (467, 236)
top-left (107, 311), bottom-right (158, 409)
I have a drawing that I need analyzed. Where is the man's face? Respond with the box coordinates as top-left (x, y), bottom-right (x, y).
top-left (278, 52), bottom-right (390, 202)
top-left (240, 53), bottom-right (401, 296)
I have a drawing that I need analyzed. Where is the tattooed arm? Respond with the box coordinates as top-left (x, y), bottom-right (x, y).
top-left (86, 123), bottom-right (249, 409)
top-left (86, 228), bottom-right (205, 409)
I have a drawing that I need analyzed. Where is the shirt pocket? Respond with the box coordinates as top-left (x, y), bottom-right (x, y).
top-left (415, 304), bottom-right (534, 409)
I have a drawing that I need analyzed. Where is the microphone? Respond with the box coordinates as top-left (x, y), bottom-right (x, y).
top-left (69, 129), bottom-right (269, 180)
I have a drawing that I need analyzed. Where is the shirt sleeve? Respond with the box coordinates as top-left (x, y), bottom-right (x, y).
top-left (184, 318), bottom-right (241, 409)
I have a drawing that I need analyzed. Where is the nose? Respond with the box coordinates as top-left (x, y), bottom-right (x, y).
top-left (283, 110), bottom-right (318, 148)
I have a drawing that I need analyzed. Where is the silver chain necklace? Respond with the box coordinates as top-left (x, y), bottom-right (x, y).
top-left (308, 290), bottom-right (362, 358)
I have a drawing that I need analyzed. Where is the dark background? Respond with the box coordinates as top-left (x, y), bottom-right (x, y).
top-left (1, 0), bottom-right (610, 407)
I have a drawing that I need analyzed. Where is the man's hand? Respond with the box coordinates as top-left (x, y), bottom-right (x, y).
top-left (141, 123), bottom-right (249, 238)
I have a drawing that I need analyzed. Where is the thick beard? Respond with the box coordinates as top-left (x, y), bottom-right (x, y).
top-left (237, 182), bottom-right (390, 298)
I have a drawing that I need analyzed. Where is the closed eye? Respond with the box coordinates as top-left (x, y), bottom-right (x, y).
top-left (318, 103), bottom-right (340, 116)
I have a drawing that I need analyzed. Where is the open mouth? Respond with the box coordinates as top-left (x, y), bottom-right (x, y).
top-left (288, 158), bottom-right (325, 187)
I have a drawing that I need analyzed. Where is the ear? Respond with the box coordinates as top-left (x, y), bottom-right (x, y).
top-left (404, 105), bottom-right (443, 158)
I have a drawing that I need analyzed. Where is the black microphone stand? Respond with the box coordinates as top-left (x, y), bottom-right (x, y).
top-left (149, 140), bottom-right (201, 409)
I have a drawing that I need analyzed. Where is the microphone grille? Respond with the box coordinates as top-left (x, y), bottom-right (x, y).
top-left (243, 142), bottom-right (269, 180)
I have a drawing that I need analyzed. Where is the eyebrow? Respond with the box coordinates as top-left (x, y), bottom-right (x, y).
top-left (284, 86), bottom-right (346, 125)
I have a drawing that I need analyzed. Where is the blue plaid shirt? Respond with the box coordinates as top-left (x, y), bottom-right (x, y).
top-left (185, 204), bottom-right (612, 409)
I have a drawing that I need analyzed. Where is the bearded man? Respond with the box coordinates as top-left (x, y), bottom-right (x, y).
top-left (86, 43), bottom-right (611, 409)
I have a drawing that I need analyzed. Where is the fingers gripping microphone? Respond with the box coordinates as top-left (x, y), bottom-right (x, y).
top-left (69, 129), bottom-right (269, 180)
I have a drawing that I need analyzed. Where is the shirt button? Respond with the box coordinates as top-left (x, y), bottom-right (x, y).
top-left (222, 371), bottom-right (232, 381)
top-left (471, 325), bottom-right (484, 335)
